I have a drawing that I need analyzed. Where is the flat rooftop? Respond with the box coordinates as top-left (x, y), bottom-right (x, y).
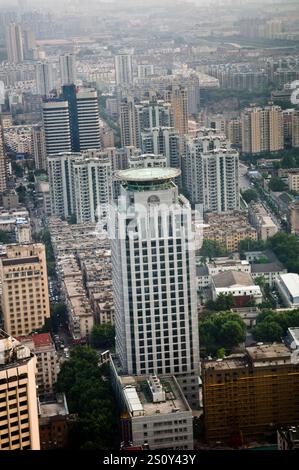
top-left (116, 167), bottom-right (181, 182)
top-left (119, 375), bottom-right (190, 417)
top-left (246, 343), bottom-right (291, 362)
top-left (39, 395), bottom-right (69, 418)
top-left (279, 273), bottom-right (299, 298)
top-left (202, 355), bottom-right (248, 371)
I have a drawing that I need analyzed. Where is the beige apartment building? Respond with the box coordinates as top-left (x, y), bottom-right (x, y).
top-left (241, 104), bottom-right (284, 154)
top-left (165, 84), bottom-right (188, 147)
top-left (0, 244), bottom-right (50, 337)
top-left (203, 211), bottom-right (257, 252)
top-left (0, 330), bottom-right (40, 450)
top-left (288, 170), bottom-right (299, 192)
top-left (17, 333), bottom-right (59, 399)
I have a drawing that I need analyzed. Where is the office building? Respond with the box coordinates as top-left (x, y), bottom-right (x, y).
top-left (111, 357), bottom-right (193, 450)
top-left (48, 150), bottom-right (113, 223)
top-left (42, 99), bottom-right (72, 155)
top-left (59, 53), bottom-right (76, 86)
top-left (241, 104), bottom-right (284, 154)
top-left (111, 167), bottom-right (200, 407)
top-left (0, 244), bottom-right (50, 337)
top-left (0, 330), bottom-right (40, 450)
top-left (35, 61), bottom-right (55, 97)
top-left (5, 23), bottom-right (23, 64)
top-left (76, 88), bottom-right (101, 150)
top-left (115, 53), bottom-right (133, 86)
top-left (202, 344), bottom-right (299, 444)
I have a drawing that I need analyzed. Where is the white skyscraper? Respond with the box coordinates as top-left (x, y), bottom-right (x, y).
top-left (115, 54), bottom-right (134, 86)
top-left (48, 150), bottom-right (113, 223)
top-left (5, 23), bottom-right (24, 64)
top-left (42, 99), bottom-right (72, 155)
top-left (76, 88), bottom-right (102, 150)
top-left (59, 53), bottom-right (77, 86)
top-left (111, 167), bottom-right (201, 407)
top-left (35, 61), bottom-right (55, 97)
top-left (183, 129), bottom-right (240, 212)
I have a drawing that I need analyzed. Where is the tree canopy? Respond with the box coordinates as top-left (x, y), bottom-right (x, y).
top-left (91, 324), bottom-right (115, 350)
top-left (199, 239), bottom-right (227, 261)
top-left (199, 311), bottom-right (246, 355)
top-left (56, 346), bottom-right (120, 450)
top-left (252, 309), bottom-right (299, 342)
top-left (242, 189), bottom-right (259, 204)
top-left (268, 176), bottom-right (288, 192)
top-left (206, 293), bottom-right (235, 312)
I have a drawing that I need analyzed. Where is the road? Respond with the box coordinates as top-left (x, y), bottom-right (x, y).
top-left (239, 163), bottom-right (251, 191)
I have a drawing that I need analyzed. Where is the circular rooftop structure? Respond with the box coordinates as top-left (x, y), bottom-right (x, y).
top-left (116, 167), bottom-right (181, 183)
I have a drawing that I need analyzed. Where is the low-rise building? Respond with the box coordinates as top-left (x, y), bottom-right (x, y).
top-left (276, 273), bottom-right (299, 308)
top-left (110, 357), bottom-right (193, 450)
top-left (211, 270), bottom-right (263, 307)
top-left (248, 202), bottom-right (278, 241)
top-left (197, 257), bottom-right (251, 289)
top-left (17, 333), bottom-right (59, 399)
top-left (39, 393), bottom-right (70, 450)
top-left (202, 343), bottom-right (299, 444)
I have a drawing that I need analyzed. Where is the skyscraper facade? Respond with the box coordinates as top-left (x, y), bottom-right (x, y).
top-left (165, 85), bottom-right (189, 138)
top-left (42, 99), bottom-right (72, 155)
top-left (115, 54), bottom-right (134, 86)
top-left (241, 104), bottom-right (284, 154)
top-left (183, 129), bottom-right (239, 211)
top-left (0, 330), bottom-right (40, 450)
top-left (35, 61), bottom-right (55, 97)
top-left (48, 150), bottom-right (113, 223)
top-left (59, 53), bottom-right (77, 86)
top-left (111, 167), bottom-right (200, 407)
top-left (0, 244), bottom-right (50, 337)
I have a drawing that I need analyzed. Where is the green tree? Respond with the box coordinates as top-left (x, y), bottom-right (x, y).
top-left (0, 230), bottom-right (11, 243)
top-left (242, 189), bottom-right (259, 203)
top-left (90, 324), bottom-right (115, 350)
top-left (16, 184), bottom-right (26, 203)
top-left (268, 176), bottom-right (288, 192)
top-left (199, 311), bottom-right (246, 355)
top-left (252, 321), bottom-right (283, 342)
top-left (199, 239), bottom-right (227, 261)
top-left (56, 347), bottom-right (120, 449)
